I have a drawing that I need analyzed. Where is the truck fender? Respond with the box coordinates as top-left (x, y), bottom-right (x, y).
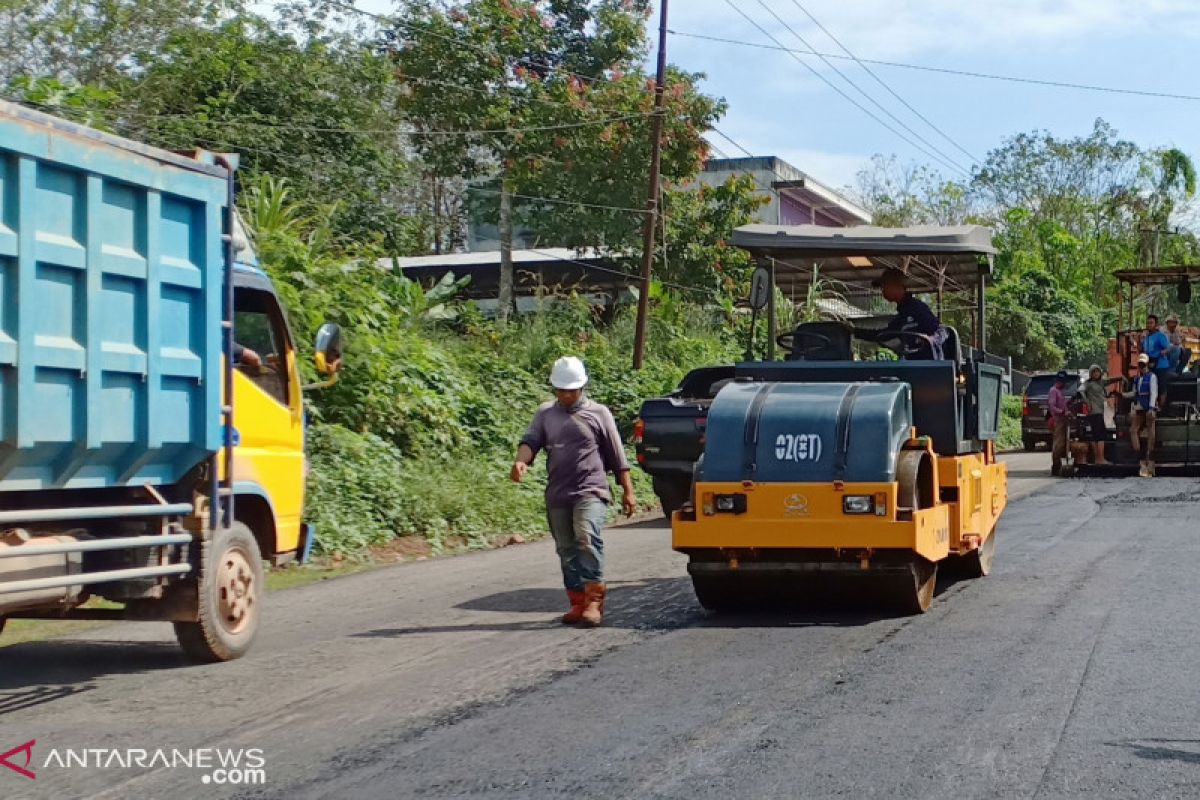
top-left (232, 481), bottom-right (278, 558)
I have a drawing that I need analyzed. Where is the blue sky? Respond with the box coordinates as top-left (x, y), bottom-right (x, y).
top-left (341, 0), bottom-right (1200, 192)
top-left (663, 0), bottom-right (1200, 191)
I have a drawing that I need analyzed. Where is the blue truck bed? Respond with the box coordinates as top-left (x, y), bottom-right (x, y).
top-left (0, 100), bottom-right (228, 491)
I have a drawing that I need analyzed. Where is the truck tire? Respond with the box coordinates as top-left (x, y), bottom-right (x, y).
top-left (652, 476), bottom-right (691, 518)
top-left (174, 522), bottom-right (264, 664)
top-left (1022, 435), bottom-right (1037, 452)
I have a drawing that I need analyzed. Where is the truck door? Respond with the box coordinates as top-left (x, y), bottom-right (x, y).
top-left (230, 284), bottom-right (305, 555)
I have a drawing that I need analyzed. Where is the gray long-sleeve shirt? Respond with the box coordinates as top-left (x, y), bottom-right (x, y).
top-left (520, 397), bottom-right (629, 509)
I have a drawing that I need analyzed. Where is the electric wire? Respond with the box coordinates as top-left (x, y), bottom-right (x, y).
top-left (744, 0), bottom-right (969, 176)
top-left (785, 0), bottom-right (980, 165)
top-left (669, 29), bottom-right (1200, 103)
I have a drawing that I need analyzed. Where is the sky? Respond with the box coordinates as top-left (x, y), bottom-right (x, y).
top-left (330, 0), bottom-right (1200, 193)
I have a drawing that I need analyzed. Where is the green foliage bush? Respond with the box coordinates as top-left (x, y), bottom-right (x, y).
top-left (305, 425), bottom-right (407, 555)
top-left (259, 200), bottom-right (741, 556)
top-left (997, 394), bottom-right (1024, 451)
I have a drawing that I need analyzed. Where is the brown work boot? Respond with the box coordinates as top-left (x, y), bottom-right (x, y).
top-left (579, 582), bottom-right (606, 627)
top-left (561, 590), bottom-right (586, 624)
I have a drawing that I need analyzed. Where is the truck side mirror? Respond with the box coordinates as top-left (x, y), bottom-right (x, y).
top-left (313, 323), bottom-right (343, 375)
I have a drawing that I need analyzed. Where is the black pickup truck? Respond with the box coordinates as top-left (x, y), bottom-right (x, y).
top-left (633, 365), bottom-right (735, 516)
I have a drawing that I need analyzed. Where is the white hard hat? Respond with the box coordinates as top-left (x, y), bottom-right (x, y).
top-left (1138, 353), bottom-right (1150, 365)
top-left (550, 356), bottom-right (588, 390)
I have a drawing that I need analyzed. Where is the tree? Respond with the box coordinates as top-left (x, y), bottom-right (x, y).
top-left (121, 13), bottom-right (416, 249)
top-left (985, 270), bottom-right (1106, 370)
top-left (387, 0), bottom-right (723, 319)
top-left (853, 154), bottom-right (973, 226)
top-left (1132, 148), bottom-right (1197, 268)
top-left (0, 0), bottom-right (235, 88)
top-left (658, 174), bottom-right (766, 294)
top-left (971, 120), bottom-right (1143, 298)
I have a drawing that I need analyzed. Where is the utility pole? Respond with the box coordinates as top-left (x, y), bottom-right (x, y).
top-left (632, 0), bottom-right (668, 369)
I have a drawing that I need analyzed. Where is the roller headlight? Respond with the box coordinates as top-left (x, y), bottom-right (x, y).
top-left (842, 495), bottom-right (874, 514)
top-left (713, 494), bottom-right (747, 514)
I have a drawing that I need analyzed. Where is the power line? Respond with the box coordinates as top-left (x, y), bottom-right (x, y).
top-left (670, 29), bottom-right (1200, 103)
top-left (2, 91), bottom-right (654, 137)
top-left (785, 0), bottom-right (980, 166)
top-left (11, 97), bottom-right (664, 217)
top-left (711, 127), bottom-right (755, 159)
top-left (746, 0), bottom-right (968, 176)
top-left (465, 186), bottom-right (650, 215)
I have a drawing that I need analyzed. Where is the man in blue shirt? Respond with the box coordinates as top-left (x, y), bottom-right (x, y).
top-left (1142, 314), bottom-right (1170, 368)
top-left (1141, 314), bottom-right (1172, 409)
top-left (873, 268), bottom-right (948, 359)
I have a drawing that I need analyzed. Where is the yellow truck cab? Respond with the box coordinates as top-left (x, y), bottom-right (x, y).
top-left (0, 100), bottom-right (341, 662)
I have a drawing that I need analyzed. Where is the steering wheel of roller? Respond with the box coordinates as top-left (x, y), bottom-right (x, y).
top-left (861, 329), bottom-right (934, 356)
top-left (776, 330), bottom-right (833, 357)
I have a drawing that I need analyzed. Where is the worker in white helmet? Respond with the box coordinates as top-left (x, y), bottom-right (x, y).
top-left (511, 356), bottom-right (637, 626)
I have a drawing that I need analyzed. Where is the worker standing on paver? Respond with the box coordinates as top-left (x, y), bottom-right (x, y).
top-left (511, 356), bottom-right (637, 627)
top-left (1126, 353), bottom-right (1159, 477)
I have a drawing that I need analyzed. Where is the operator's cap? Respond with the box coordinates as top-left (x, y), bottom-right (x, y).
top-left (1138, 353), bottom-right (1150, 365)
top-left (1089, 363), bottom-right (1103, 374)
top-left (872, 267), bottom-right (907, 288)
top-left (1055, 370), bottom-right (1070, 381)
top-left (1166, 313), bottom-right (1179, 323)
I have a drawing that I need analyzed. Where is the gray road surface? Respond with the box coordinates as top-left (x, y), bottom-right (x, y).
top-left (4, 453), bottom-right (1199, 799)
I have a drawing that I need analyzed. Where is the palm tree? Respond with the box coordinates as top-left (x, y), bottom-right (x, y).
top-left (1138, 148), bottom-right (1196, 268)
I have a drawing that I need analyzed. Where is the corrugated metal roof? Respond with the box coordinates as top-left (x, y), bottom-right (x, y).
top-left (384, 247), bottom-right (610, 271)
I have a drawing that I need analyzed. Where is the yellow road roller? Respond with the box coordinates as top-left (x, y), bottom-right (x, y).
top-left (673, 224), bottom-right (1007, 613)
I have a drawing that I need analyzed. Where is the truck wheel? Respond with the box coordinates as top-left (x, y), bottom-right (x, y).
top-left (652, 476), bottom-right (691, 518)
top-left (1022, 435), bottom-right (1037, 452)
top-left (691, 573), bottom-right (746, 612)
top-left (174, 522), bottom-right (264, 664)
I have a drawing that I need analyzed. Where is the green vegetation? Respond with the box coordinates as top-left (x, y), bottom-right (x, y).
top-left (857, 122), bottom-right (1199, 372)
top-left (6, 1), bottom-right (1199, 558)
top-left (998, 395), bottom-right (1023, 452)
top-left (263, 198), bottom-right (740, 554)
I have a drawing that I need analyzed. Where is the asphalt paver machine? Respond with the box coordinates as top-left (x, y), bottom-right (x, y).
top-left (1075, 266), bottom-right (1200, 473)
top-left (673, 225), bottom-right (1008, 613)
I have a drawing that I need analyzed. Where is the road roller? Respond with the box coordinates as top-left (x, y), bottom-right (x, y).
top-left (672, 224), bottom-right (1008, 613)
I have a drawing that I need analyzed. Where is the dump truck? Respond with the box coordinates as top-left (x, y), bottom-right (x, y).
top-left (673, 224), bottom-right (1007, 613)
top-left (0, 100), bottom-right (341, 661)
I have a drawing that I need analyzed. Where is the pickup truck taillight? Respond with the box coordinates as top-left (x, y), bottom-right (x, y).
top-left (1022, 395), bottom-right (1030, 417)
top-left (633, 418), bottom-right (645, 445)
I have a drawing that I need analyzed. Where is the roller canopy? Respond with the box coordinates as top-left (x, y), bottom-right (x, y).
top-left (730, 223), bottom-right (995, 296)
top-left (699, 381), bottom-right (912, 484)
